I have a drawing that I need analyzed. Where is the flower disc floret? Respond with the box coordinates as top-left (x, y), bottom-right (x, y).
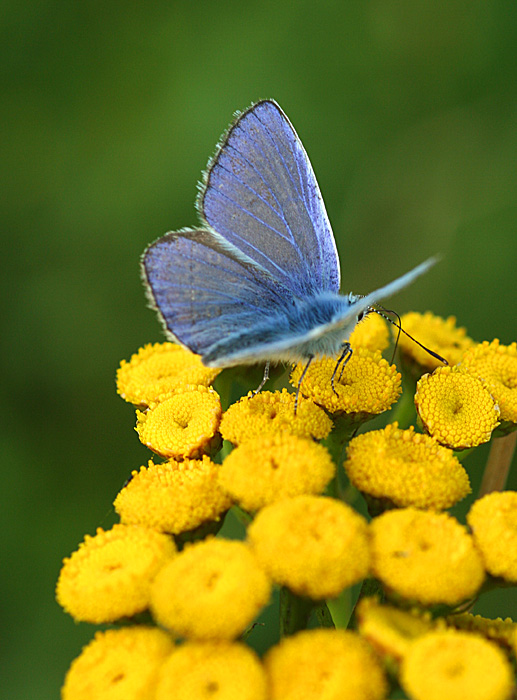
top-left (114, 457), bottom-right (231, 534)
top-left (344, 423), bottom-right (470, 509)
top-left (219, 434), bottom-right (335, 512)
top-left (56, 524), bottom-right (176, 623)
top-left (116, 343), bottom-right (221, 407)
top-left (136, 385), bottom-right (221, 458)
top-left (219, 389), bottom-right (332, 445)
top-left (415, 366), bottom-right (500, 449)
top-left (370, 507), bottom-right (484, 605)
top-left (264, 628), bottom-right (388, 700)
top-left (461, 340), bottom-right (517, 424)
top-left (401, 630), bottom-right (514, 700)
top-left (467, 491), bottom-right (517, 582)
top-left (248, 495), bottom-right (370, 599)
top-left (290, 348), bottom-right (401, 416)
top-left (150, 537), bottom-right (271, 640)
top-left (155, 641), bottom-right (267, 700)
top-left (62, 626), bottom-right (174, 700)
top-left (398, 312), bottom-right (474, 371)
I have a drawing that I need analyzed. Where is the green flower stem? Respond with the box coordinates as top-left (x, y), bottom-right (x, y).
top-left (324, 417), bottom-right (358, 464)
top-left (324, 415), bottom-right (361, 500)
top-left (279, 587), bottom-right (315, 636)
top-left (479, 431), bottom-right (517, 496)
top-left (390, 373), bottom-right (417, 428)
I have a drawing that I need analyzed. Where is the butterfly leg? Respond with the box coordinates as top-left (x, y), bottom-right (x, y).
top-left (294, 355), bottom-right (314, 415)
top-left (331, 343), bottom-right (353, 395)
top-left (252, 361), bottom-right (270, 395)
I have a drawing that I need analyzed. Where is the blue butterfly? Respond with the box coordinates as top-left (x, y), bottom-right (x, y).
top-left (142, 100), bottom-right (433, 383)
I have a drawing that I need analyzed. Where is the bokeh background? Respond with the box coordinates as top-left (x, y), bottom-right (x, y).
top-left (2, 1), bottom-right (517, 697)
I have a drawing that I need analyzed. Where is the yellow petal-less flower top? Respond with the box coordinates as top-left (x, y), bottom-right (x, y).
top-left (415, 366), bottom-right (500, 449)
top-left (290, 348), bottom-right (401, 416)
top-left (117, 342), bottom-right (221, 407)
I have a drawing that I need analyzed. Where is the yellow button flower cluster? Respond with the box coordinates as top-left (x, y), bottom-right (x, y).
top-left (58, 328), bottom-right (517, 698)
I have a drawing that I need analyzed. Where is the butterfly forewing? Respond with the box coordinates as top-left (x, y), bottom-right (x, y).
top-left (199, 100), bottom-right (340, 297)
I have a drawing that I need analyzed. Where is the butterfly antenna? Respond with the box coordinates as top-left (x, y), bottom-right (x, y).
top-left (369, 306), bottom-right (449, 366)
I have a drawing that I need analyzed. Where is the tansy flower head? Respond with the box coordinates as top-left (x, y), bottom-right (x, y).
top-left (344, 423), bottom-right (471, 510)
top-left (370, 507), bottom-right (485, 606)
top-left (415, 366), bottom-right (500, 449)
top-left (446, 612), bottom-right (517, 651)
top-left (400, 630), bottom-right (514, 700)
top-left (61, 626), bottom-right (174, 700)
top-left (467, 491), bottom-right (517, 583)
top-left (116, 342), bottom-right (221, 407)
top-left (461, 340), bottom-right (517, 426)
top-left (219, 389), bottom-right (332, 445)
top-left (155, 641), bottom-right (267, 700)
top-left (247, 495), bottom-right (370, 599)
top-left (218, 434), bottom-right (335, 512)
top-left (114, 457), bottom-right (231, 535)
top-left (355, 597), bottom-right (434, 663)
top-left (349, 312), bottom-right (389, 352)
top-left (264, 628), bottom-right (388, 700)
top-left (56, 524), bottom-right (176, 624)
top-left (150, 537), bottom-right (271, 640)
top-left (290, 348), bottom-right (401, 417)
top-left (398, 312), bottom-right (474, 373)
top-left (136, 385), bottom-right (221, 459)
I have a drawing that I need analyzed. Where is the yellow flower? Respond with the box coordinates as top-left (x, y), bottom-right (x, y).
top-left (290, 348), bottom-right (401, 416)
top-left (219, 389), bottom-right (332, 445)
top-left (150, 537), bottom-right (271, 640)
top-left (446, 613), bottom-right (517, 651)
top-left (247, 495), bottom-right (370, 599)
top-left (116, 342), bottom-right (221, 407)
top-left (415, 366), bottom-right (500, 449)
top-left (467, 491), bottom-right (517, 583)
top-left (370, 507), bottom-right (485, 606)
top-left (264, 628), bottom-right (388, 700)
top-left (398, 312), bottom-right (474, 372)
top-left (344, 423), bottom-right (470, 510)
top-left (349, 312), bottom-right (389, 352)
top-left (155, 641), bottom-right (267, 700)
top-left (136, 385), bottom-right (221, 459)
top-left (461, 340), bottom-right (517, 425)
top-left (61, 626), bottom-right (174, 700)
top-left (56, 524), bottom-right (176, 623)
top-left (219, 434), bottom-right (335, 512)
top-left (114, 457), bottom-right (231, 535)
top-left (355, 597), bottom-right (434, 662)
top-left (400, 630), bottom-right (514, 700)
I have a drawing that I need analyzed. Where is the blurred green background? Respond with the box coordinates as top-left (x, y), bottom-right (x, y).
top-left (2, 1), bottom-right (517, 697)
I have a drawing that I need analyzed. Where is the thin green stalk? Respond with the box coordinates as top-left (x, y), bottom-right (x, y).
top-left (279, 587), bottom-right (315, 636)
top-left (479, 431), bottom-right (517, 496)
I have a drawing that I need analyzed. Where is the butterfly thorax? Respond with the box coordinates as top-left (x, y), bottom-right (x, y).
top-left (201, 291), bottom-right (361, 366)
